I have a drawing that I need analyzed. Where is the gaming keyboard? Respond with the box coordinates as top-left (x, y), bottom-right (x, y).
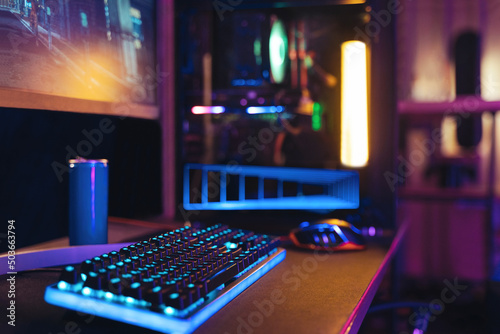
top-left (44, 224), bottom-right (286, 334)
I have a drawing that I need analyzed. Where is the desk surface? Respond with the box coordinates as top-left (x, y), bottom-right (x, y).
top-left (0, 222), bottom-right (401, 334)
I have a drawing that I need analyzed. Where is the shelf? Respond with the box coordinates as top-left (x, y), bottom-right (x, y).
top-left (398, 186), bottom-right (493, 201)
top-left (398, 96), bottom-right (500, 114)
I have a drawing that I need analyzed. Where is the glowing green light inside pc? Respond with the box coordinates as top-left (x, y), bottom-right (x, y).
top-left (269, 19), bottom-right (288, 84)
top-left (305, 55), bottom-right (314, 69)
top-left (312, 102), bottom-right (323, 131)
top-left (254, 38), bottom-right (262, 66)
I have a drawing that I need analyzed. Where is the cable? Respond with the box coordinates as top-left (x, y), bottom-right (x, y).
top-left (367, 301), bottom-right (437, 333)
top-left (368, 301), bottom-right (430, 313)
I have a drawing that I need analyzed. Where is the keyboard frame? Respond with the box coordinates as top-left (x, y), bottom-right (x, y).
top-left (45, 247), bottom-right (286, 334)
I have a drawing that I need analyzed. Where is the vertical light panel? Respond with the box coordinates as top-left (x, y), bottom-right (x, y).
top-left (341, 41), bottom-right (369, 167)
top-left (269, 18), bottom-right (288, 84)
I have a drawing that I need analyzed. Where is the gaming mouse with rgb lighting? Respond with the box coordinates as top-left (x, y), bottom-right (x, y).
top-left (289, 219), bottom-right (366, 251)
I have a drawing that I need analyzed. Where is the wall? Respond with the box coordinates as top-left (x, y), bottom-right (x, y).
top-left (0, 107), bottom-right (162, 252)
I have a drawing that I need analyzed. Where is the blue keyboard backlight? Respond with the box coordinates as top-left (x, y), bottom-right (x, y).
top-left (44, 225), bottom-right (286, 334)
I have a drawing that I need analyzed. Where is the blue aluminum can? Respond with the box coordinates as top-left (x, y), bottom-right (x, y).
top-left (69, 158), bottom-right (108, 245)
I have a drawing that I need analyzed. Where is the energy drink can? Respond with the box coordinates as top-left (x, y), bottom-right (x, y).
top-left (69, 158), bottom-right (108, 245)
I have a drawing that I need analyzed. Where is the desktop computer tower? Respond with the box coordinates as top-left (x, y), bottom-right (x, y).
top-left (174, 0), bottom-right (397, 233)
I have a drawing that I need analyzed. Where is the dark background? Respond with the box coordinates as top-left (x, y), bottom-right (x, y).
top-left (0, 107), bottom-right (162, 252)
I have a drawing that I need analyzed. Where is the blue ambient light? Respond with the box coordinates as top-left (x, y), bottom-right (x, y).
top-left (57, 281), bottom-right (68, 290)
top-left (246, 106), bottom-right (284, 114)
top-left (164, 306), bottom-right (175, 315)
top-left (300, 222), bottom-right (310, 228)
top-left (82, 287), bottom-right (92, 296)
top-left (183, 164), bottom-right (359, 211)
top-left (224, 242), bottom-right (238, 249)
top-left (333, 225), bottom-right (349, 243)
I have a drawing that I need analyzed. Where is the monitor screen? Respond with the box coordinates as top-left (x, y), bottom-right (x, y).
top-left (0, 0), bottom-right (158, 119)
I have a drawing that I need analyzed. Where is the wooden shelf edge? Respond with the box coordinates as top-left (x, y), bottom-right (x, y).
top-left (398, 97), bottom-right (500, 114)
top-left (398, 187), bottom-right (494, 201)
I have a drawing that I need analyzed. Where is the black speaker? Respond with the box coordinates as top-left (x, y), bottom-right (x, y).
top-left (454, 31), bottom-right (482, 148)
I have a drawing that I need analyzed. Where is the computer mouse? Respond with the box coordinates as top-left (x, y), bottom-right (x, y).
top-left (289, 219), bottom-right (366, 251)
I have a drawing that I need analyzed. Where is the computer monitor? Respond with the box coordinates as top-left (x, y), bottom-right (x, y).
top-left (0, 0), bottom-right (158, 119)
top-left (0, 0), bottom-right (166, 251)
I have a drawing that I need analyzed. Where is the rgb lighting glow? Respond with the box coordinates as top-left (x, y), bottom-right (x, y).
top-left (247, 106), bottom-right (284, 114)
top-left (184, 164), bottom-right (359, 211)
top-left (312, 102), bottom-right (322, 131)
top-left (269, 19), bottom-right (288, 84)
top-left (57, 281), bottom-right (68, 290)
top-left (224, 242), bottom-right (238, 249)
top-left (333, 225), bottom-right (348, 243)
top-left (191, 106), bottom-right (225, 115)
top-left (341, 41), bottom-right (369, 167)
top-left (254, 38), bottom-right (262, 66)
top-left (82, 287), bottom-right (92, 296)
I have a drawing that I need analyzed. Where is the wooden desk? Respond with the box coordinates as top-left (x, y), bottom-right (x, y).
top-left (0, 222), bottom-right (403, 334)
